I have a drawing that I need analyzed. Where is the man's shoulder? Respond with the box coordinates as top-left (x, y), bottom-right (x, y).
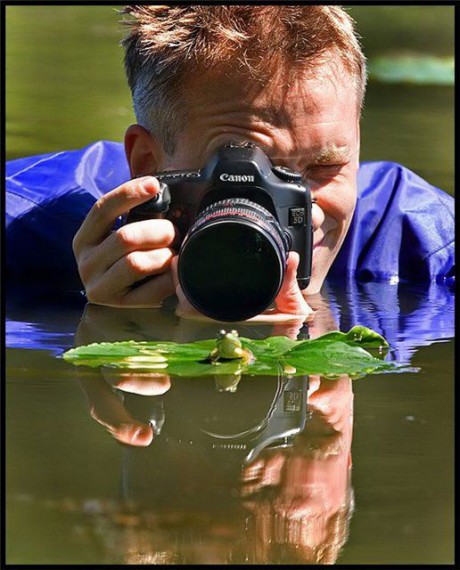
top-left (330, 161), bottom-right (454, 284)
top-left (6, 140), bottom-right (129, 205)
top-left (5, 141), bottom-right (129, 286)
top-left (356, 160), bottom-right (454, 230)
top-left (358, 160), bottom-right (452, 204)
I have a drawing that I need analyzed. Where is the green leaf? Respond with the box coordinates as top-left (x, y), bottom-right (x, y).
top-left (282, 342), bottom-right (394, 377)
top-left (62, 326), bottom-right (406, 379)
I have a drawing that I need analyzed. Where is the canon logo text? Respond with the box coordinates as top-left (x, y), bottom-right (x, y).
top-left (219, 173), bottom-right (255, 183)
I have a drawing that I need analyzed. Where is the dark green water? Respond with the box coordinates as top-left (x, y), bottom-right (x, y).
top-left (5, 5), bottom-right (455, 565)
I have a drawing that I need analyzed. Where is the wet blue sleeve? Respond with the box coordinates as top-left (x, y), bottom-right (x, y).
top-left (6, 141), bottom-right (130, 291)
top-left (329, 161), bottom-right (455, 286)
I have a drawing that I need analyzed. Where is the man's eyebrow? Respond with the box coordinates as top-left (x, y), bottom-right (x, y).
top-left (310, 145), bottom-right (351, 164)
top-left (270, 145), bottom-right (352, 167)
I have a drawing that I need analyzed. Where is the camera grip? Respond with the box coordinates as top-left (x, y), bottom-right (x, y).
top-left (125, 182), bottom-right (171, 223)
top-left (296, 225), bottom-right (313, 290)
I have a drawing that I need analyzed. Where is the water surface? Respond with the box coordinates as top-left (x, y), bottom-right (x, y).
top-left (6, 280), bottom-right (454, 564)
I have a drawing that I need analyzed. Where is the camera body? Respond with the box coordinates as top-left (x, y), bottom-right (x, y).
top-left (127, 143), bottom-right (313, 320)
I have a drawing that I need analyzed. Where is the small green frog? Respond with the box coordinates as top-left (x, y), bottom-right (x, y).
top-left (208, 329), bottom-right (254, 364)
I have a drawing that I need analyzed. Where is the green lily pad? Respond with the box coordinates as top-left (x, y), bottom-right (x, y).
top-left (62, 325), bottom-right (407, 379)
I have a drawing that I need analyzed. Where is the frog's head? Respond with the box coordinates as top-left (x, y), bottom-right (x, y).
top-left (215, 329), bottom-right (243, 359)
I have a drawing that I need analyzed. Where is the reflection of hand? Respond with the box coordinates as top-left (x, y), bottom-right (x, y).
top-left (241, 374), bottom-right (353, 497)
top-left (76, 368), bottom-right (170, 447)
top-left (271, 290), bottom-right (341, 339)
top-left (72, 176), bottom-right (176, 308)
top-left (306, 374), bottom-right (354, 436)
top-left (240, 447), bottom-right (287, 499)
top-left (170, 253), bottom-right (314, 325)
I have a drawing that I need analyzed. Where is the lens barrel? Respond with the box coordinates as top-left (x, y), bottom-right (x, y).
top-left (178, 198), bottom-right (289, 322)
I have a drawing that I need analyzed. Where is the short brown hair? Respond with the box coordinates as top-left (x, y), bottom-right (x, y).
top-left (122, 5), bottom-right (367, 154)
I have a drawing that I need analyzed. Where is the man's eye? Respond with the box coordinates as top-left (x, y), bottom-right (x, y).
top-left (303, 164), bottom-right (345, 179)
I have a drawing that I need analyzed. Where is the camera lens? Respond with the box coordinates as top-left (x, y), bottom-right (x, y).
top-left (178, 198), bottom-right (289, 322)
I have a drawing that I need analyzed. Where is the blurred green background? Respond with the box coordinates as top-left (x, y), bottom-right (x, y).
top-left (5, 5), bottom-right (455, 194)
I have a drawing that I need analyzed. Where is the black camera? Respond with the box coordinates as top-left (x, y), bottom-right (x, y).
top-left (126, 143), bottom-right (313, 321)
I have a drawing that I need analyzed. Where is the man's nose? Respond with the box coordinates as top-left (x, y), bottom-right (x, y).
top-left (311, 201), bottom-right (325, 231)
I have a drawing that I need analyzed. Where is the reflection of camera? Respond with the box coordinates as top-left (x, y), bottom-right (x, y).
top-left (200, 374), bottom-right (310, 464)
top-left (126, 142), bottom-right (313, 322)
top-left (122, 373), bottom-right (309, 466)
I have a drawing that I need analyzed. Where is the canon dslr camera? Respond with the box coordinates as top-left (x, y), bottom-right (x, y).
top-left (126, 142), bottom-right (313, 322)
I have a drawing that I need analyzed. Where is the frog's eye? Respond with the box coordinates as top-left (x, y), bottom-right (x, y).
top-left (230, 329), bottom-right (238, 336)
top-left (218, 329), bottom-right (227, 338)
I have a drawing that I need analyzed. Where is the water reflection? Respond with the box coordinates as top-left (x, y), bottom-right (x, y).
top-left (239, 375), bottom-right (354, 564)
top-left (75, 364), bottom-right (354, 564)
top-left (324, 279), bottom-right (455, 363)
top-left (67, 298), bottom-right (356, 564)
top-left (5, 278), bottom-right (454, 564)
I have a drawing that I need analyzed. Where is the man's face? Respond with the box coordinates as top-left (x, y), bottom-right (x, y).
top-left (150, 60), bottom-right (360, 295)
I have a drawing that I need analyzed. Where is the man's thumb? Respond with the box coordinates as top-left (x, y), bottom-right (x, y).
top-left (275, 252), bottom-right (313, 317)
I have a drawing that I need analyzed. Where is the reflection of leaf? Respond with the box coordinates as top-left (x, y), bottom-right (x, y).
top-left (368, 55), bottom-right (454, 85)
top-left (62, 326), bottom-right (407, 379)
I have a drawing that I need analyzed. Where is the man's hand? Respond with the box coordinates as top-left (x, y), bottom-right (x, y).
top-left (73, 176), bottom-right (176, 308)
top-left (73, 175), bottom-right (313, 320)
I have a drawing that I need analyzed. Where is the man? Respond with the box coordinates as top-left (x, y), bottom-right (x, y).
top-left (72, 5), bottom-right (365, 319)
top-left (6, 5), bottom-right (454, 321)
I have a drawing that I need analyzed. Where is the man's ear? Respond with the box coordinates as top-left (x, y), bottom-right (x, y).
top-left (124, 124), bottom-right (165, 178)
top-left (355, 119), bottom-right (361, 166)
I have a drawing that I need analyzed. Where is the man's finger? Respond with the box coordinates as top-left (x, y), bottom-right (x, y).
top-left (79, 219), bottom-right (178, 280)
top-left (122, 270), bottom-right (175, 307)
top-left (85, 248), bottom-right (174, 304)
top-left (73, 176), bottom-right (161, 254)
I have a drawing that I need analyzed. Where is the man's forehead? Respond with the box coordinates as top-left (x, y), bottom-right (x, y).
top-left (187, 57), bottom-right (358, 115)
top-left (178, 59), bottom-right (359, 166)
